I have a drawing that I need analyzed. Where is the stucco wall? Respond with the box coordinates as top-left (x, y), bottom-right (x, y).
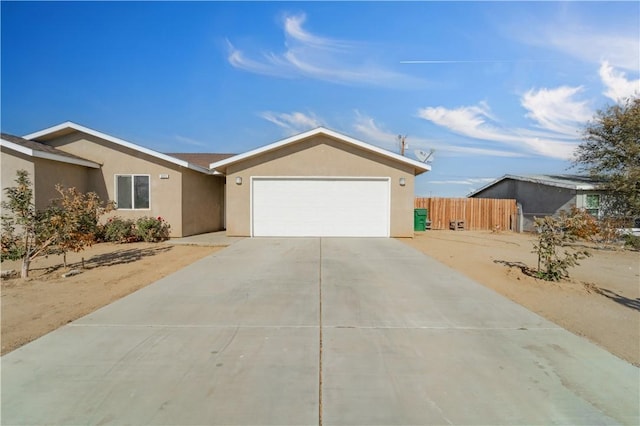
top-left (473, 179), bottom-right (576, 231)
top-left (33, 158), bottom-right (91, 209)
top-left (44, 132), bottom-right (188, 237)
top-left (225, 136), bottom-right (415, 237)
top-left (181, 171), bottom-right (225, 236)
top-left (1, 148), bottom-right (90, 210)
top-left (1, 148), bottom-right (35, 207)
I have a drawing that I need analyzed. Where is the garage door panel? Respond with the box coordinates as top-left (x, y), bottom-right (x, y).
top-left (252, 178), bottom-right (389, 237)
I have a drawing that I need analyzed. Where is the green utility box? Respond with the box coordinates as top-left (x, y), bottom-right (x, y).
top-left (414, 208), bottom-right (428, 231)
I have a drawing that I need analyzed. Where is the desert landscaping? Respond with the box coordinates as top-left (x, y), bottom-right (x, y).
top-left (2, 231), bottom-right (639, 367)
top-left (404, 230), bottom-right (640, 366)
top-left (1, 242), bottom-right (221, 355)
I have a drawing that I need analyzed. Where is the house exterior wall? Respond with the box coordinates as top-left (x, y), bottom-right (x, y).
top-left (1, 147), bottom-right (35, 208)
top-left (181, 171), bottom-right (226, 236)
top-left (225, 135), bottom-right (415, 237)
top-left (33, 157), bottom-right (91, 209)
top-left (43, 132), bottom-right (188, 237)
top-left (1, 147), bottom-right (89, 210)
top-left (472, 178), bottom-right (576, 231)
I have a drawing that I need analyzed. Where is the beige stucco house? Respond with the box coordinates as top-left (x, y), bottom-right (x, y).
top-left (2, 122), bottom-right (430, 238)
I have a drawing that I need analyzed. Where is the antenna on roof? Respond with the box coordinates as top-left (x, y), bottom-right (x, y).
top-left (414, 148), bottom-right (435, 164)
top-left (398, 134), bottom-right (408, 156)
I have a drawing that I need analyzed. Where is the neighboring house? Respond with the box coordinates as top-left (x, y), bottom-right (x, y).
top-left (1, 122), bottom-right (430, 238)
top-left (468, 174), bottom-right (605, 231)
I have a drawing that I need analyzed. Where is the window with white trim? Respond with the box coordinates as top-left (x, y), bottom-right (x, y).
top-left (585, 194), bottom-right (600, 217)
top-left (115, 175), bottom-right (150, 209)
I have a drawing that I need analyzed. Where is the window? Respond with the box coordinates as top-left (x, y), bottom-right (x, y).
top-left (585, 194), bottom-right (600, 217)
top-left (115, 175), bottom-right (150, 209)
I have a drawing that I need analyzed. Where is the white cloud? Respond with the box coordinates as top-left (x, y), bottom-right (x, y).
top-left (260, 111), bottom-right (323, 135)
top-left (521, 86), bottom-right (592, 136)
top-left (353, 111), bottom-right (524, 158)
top-left (599, 61), bottom-right (640, 102)
top-left (546, 31), bottom-right (639, 72)
top-left (227, 13), bottom-right (424, 88)
top-left (174, 134), bottom-right (208, 148)
top-left (415, 62), bottom-right (639, 160)
top-left (513, 11), bottom-right (639, 72)
top-left (417, 98), bottom-right (581, 160)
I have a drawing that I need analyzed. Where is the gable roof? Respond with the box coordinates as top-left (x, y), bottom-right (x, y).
top-left (468, 174), bottom-right (604, 197)
top-left (167, 153), bottom-right (236, 169)
top-left (1, 133), bottom-right (101, 168)
top-left (209, 127), bottom-right (431, 175)
top-left (24, 121), bottom-right (213, 174)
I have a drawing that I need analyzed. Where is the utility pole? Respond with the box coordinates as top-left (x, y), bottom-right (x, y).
top-left (398, 134), bottom-right (407, 156)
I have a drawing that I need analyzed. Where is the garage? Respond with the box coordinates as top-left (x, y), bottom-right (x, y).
top-left (210, 127), bottom-right (430, 238)
top-left (252, 177), bottom-right (390, 237)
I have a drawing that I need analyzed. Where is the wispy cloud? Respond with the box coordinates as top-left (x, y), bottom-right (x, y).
top-left (353, 111), bottom-right (524, 159)
top-left (521, 86), bottom-right (592, 136)
top-left (417, 92), bottom-right (582, 160)
top-left (512, 11), bottom-right (640, 72)
top-left (416, 62), bottom-right (638, 160)
top-left (260, 110), bottom-right (323, 135)
top-left (227, 13), bottom-right (424, 88)
top-left (599, 61), bottom-right (640, 102)
top-left (174, 134), bottom-right (208, 148)
top-left (544, 29), bottom-right (639, 72)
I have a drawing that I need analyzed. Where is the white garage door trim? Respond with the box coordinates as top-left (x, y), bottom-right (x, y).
top-left (251, 176), bottom-right (391, 237)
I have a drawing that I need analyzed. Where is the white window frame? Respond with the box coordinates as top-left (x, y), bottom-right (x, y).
top-left (585, 193), bottom-right (601, 218)
top-left (114, 174), bottom-right (151, 210)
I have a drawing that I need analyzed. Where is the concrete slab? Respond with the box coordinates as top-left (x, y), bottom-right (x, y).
top-left (167, 230), bottom-right (245, 247)
top-left (2, 238), bottom-right (321, 425)
top-left (320, 238), bottom-right (639, 425)
top-left (2, 237), bottom-right (638, 425)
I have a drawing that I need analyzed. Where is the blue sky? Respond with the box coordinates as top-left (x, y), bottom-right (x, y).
top-left (2, 1), bottom-right (639, 196)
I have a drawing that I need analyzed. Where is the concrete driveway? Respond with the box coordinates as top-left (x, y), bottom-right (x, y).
top-left (2, 238), bottom-right (638, 425)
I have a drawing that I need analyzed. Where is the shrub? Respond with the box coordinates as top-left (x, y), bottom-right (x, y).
top-left (623, 234), bottom-right (640, 250)
top-left (532, 211), bottom-right (592, 282)
top-left (101, 217), bottom-right (136, 243)
top-left (135, 216), bottom-right (170, 242)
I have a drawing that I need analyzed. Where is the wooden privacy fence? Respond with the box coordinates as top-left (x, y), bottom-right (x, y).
top-left (415, 198), bottom-right (518, 231)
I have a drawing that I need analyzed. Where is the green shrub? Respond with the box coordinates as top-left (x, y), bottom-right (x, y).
top-left (135, 216), bottom-right (170, 242)
top-left (101, 217), bottom-right (136, 243)
top-left (623, 234), bottom-right (640, 250)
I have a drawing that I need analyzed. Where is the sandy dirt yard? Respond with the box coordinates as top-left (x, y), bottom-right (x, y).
top-left (403, 231), bottom-right (640, 366)
top-left (1, 242), bottom-right (221, 355)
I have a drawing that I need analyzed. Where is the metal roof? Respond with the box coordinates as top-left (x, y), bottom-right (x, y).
top-left (468, 174), bottom-right (604, 197)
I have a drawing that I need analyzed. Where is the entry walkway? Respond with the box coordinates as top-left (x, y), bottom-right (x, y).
top-left (2, 238), bottom-right (638, 425)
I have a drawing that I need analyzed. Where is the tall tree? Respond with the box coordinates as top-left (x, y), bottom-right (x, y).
top-left (574, 97), bottom-right (640, 220)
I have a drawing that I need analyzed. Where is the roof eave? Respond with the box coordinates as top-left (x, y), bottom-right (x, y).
top-left (1, 138), bottom-right (101, 169)
top-left (24, 121), bottom-right (210, 174)
top-left (210, 127), bottom-right (431, 175)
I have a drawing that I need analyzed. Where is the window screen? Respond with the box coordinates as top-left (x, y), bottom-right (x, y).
top-left (116, 174), bottom-right (149, 209)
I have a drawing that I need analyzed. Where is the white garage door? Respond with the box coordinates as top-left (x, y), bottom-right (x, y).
top-left (252, 177), bottom-right (390, 237)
